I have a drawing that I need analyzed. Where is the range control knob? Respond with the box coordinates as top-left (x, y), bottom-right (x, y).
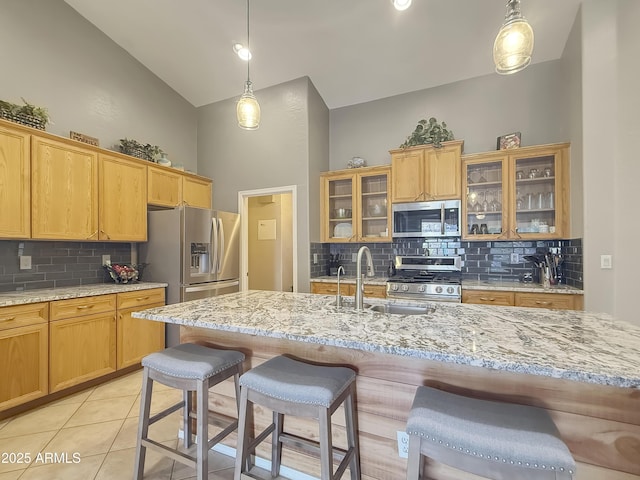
top-left (418, 285), bottom-right (426, 293)
top-left (435, 286), bottom-right (443, 294)
top-left (447, 286), bottom-right (455, 294)
top-left (391, 284), bottom-right (399, 291)
top-left (401, 284), bottom-right (409, 292)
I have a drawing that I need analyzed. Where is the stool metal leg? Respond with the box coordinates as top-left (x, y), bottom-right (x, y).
top-left (271, 412), bottom-right (284, 477)
top-left (344, 390), bottom-right (361, 480)
top-left (134, 368), bottom-right (153, 480)
top-left (319, 406), bottom-right (333, 480)
top-left (196, 379), bottom-right (208, 480)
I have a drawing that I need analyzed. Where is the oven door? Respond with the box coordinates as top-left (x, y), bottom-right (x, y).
top-left (392, 200), bottom-right (461, 237)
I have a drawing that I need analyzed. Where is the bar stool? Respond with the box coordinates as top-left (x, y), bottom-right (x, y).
top-left (234, 355), bottom-right (361, 480)
top-left (134, 343), bottom-right (244, 480)
top-left (406, 386), bottom-right (575, 480)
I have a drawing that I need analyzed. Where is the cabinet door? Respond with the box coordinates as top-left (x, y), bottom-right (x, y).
top-left (0, 323), bottom-right (48, 411)
top-left (49, 312), bottom-right (117, 393)
top-left (183, 176), bottom-right (212, 209)
top-left (514, 292), bottom-right (579, 310)
top-left (148, 165), bottom-right (182, 207)
top-left (391, 150), bottom-right (424, 203)
top-left (320, 173), bottom-right (356, 242)
top-left (117, 303), bottom-right (166, 369)
top-left (0, 124), bottom-right (30, 238)
top-left (463, 155), bottom-right (508, 240)
top-left (31, 136), bottom-right (98, 240)
top-left (99, 154), bottom-right (147, 241)
top-left (462, 290), bottom-right (514, 306)
top-left (357, 167), bottom-right (391, 241)
top-left (426, 142), bottom-right (462, 200)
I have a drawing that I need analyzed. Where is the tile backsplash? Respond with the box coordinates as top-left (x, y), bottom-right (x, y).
top-left (0, 241), bottom-right (132, 292)
top-left (310, 238), bottom-right (583, 289)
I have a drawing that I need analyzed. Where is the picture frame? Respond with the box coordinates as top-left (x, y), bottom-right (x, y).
top-left (70, 130), bottom-right (99, 147)
top-left (497, 131), bottom-right (521, 150)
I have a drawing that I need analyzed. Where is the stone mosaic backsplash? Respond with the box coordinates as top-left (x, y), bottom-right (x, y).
top-left (0, 241), bottom-right (132, 292)
top-left (310, 238), bottom-right (583, 289)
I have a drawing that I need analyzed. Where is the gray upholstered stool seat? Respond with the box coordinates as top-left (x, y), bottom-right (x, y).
top-left (134, 343), bottom-right (244, 480)
top-left (234, 355), bottom-right (361, 480)
top-left (406, 386), bottom-right (575, 480)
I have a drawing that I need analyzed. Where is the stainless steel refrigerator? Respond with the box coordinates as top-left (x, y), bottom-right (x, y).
top-left (140, 206), bottom-right (240, 346)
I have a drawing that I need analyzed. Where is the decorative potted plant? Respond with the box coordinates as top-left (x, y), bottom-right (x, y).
top-left (119, 138), bottom-right (164, 161)
top-left (400, 117), bottom-right (454, 148)
top-left (0, 98), bottom-right (50, 130)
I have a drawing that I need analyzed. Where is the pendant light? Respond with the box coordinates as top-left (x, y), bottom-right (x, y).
top-left (493, 0), bottom-right (534, 75)
top-left (392, 0), bottom-right (412, 11)
top-left (236, 0), bottom-right (260, 129)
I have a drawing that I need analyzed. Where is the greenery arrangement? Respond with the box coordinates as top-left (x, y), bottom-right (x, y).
top-left (119, 138), bottom-right (164, 162)
top-left (399, 117), bottom-right (454, 149)
top-left (0, 98), bottom-right (50, 130)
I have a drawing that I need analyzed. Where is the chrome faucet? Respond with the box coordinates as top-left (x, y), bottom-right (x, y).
top-left (336, 265), bottom-right (345, 307)
top-left (355, 245), bottom-right (375, 311)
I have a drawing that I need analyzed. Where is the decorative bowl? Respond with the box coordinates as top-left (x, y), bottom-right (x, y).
top-left (334, 208), bottom-right (352, 218)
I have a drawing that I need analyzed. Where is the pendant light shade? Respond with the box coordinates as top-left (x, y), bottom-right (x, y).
top-left (237, 0), bottom-right (260, 129)
top-left (493, 0), bottom-right (534, 75)
top-left (237, 80), bottom-right (260, 130)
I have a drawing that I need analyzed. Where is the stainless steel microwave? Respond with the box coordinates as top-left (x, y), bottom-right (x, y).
top-left (392, 200), bottom-right (462, 238)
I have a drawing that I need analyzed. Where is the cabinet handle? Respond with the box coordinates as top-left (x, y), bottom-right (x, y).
top-left (535, 301), bottom-right (551, 306)
top-left (100, 230), bottom-right (111, 240)
top-left (0, 316), bottom-right (16, 322)
top-left (135, 296), bottom-right (150, 301)
top-left (87, 230), bottom-right (99, 239)
top-left (479, 297), bottom-right (495, 302)
top-left (76, 305), bottom-right (94, 310)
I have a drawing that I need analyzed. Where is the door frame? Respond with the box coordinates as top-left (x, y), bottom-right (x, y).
top-left (238, 185), bottom-right (298, 293)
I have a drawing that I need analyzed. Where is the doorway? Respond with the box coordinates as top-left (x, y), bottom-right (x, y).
top-left (238, 186), bottom-right (297, 292)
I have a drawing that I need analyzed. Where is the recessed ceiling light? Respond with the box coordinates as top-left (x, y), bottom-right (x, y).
top-left (392, 0), bottom-right (412, 11)
top-left (233, 43), bottom-right (252, 61)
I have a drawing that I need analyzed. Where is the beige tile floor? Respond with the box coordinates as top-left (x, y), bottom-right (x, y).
top-left (0, 371), bottom-right (287, 480)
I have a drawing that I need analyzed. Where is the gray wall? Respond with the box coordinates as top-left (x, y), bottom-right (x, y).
top-left (197, 76), bottom-right (328, 292)
top-left (329, 60), bottom-right (570, 168)
top-left (1, 0), bottom-right (197, 171)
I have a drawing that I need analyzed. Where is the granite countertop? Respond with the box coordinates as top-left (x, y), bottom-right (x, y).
top-left (311, 276), bottom-right (584, 294)
top-left (0, 282), bottom-right (168, 307)
top-left (133, 290), bottom-right (640, 388)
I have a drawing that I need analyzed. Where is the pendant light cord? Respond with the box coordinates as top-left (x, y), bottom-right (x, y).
top-left (246, 0), bottom-right (250, 82)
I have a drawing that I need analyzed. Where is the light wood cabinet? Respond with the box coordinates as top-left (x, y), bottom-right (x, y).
top-left (0, 122), bottom-right (30, 238)
top-left (116, 288), bottom-right (166, 369)
top-left (183, 175), bottom-right (212, 209)
top-left (390, 140), bottom-right (463, 203)
top-left (148, 165), bottom-right (182, 207)
top-left (320, 166), bottom-right (391, 242)
top-left (31, 136), bottom-right (99, 240)
top-left (49, 295), bottom-right (117, 393)
top-left (463, 289), bottom-right (583, 310)
top-left (98, 154), bottom-right (147, 241)
top-left (462, 143), bottom-right (570, 240)
top-left (310, 281), bottom-right (386, 299)
top-left (0, 303), bottom-right (48, 411)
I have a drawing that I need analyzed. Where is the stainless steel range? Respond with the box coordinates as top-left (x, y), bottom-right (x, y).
top-left (386, 256), bottom-right (462, 302)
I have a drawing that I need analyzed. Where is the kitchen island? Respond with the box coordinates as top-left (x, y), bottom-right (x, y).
top-left (133, 290), bottom-right (640, 480)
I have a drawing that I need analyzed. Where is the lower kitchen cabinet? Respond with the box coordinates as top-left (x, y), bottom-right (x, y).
top-left (463, 289), bottom-right (583, 310)
top-left (49, 295), bottom-right (117, 393)
top-left (0, 303), bottom-right (48, 411)
top-left (310, 281), bottom-right (386, 299)
top-left (461, 289), bottom-right (514, 307)
top-left (116, 288), bottom-right (166, 369)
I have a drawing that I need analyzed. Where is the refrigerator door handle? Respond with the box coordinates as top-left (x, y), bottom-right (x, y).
top-left (217, 218), bottom-right (225, 274)
top-left (211, 217), bottom-right (218, 274)
top-left (184, 280), bottom-right (239, 293)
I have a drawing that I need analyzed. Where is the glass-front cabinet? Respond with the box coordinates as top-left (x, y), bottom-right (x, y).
top-left (320, 166), bottom-right (391, 242)
top-left (462, 143), bottom-right (569, 240)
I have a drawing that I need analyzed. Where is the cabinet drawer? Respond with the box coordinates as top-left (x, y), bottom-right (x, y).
top-left (310, 282), bottom-right (350, 296)
top-left (514, 292), bottom-right (577, 310)
top-left (50, 294), bottom-right (116, 321)
top-left (462, 290), bottom-right (514, 306)
top-left (0, 302), bottom-right (48, 332)
top-left (362, 284), bottom-right (386, 299)
top-left (117, 288), bottom-right (166, 309)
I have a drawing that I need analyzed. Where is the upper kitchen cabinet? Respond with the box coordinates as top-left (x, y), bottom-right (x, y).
top-left (148, 165), bottom-right (212, 209)
top-left (0, 122), bottom-right (30, 238)
top-left (31, 136), bottom-right (99, 240)
top-left (462, 143), bottom-right (570, 240)
top-left (320, 165), bottom-right (391, 242)
top-left (390, 140), bottom-right (463, 203)
top-left (99, 153), bottom-right (147, 241)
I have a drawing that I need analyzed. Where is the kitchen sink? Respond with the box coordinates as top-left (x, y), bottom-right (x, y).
top-left (369, 303), bottom-right (436, 316)
top-left (328, 299), bottom-right (371, 310)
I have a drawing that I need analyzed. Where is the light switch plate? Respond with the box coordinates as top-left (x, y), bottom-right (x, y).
top-left (19, 255), bottom-right (31, 270)
top-left (510, 253), bottom-right (519, 263)
top-left (352, 253), bottom-right (357, 262)
top-left (600, 255), bottom-right (612, 269)
top-left (396, 431), bottom-right (409, 458)
top-left (313, 253), bottom-right (318, 264)
top-left (102, 255), bottom-right (111, 266)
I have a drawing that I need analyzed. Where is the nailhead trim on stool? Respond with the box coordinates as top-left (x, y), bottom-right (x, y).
top-left (234, 355), bottom-right (361, 480)
top-left (134, 343), bottom-right (244, 480)
top-left (406, 386), bottom-right (575, 480)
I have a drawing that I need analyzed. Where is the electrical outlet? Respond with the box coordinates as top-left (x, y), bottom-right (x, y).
top-left (313, 253), bottom-right (318, 264)
top-left (102, 255), bottom-right (111, 266)
top-left (600, 255), bottom-right (612, 269)
top-left (352, 253), bottom-right (357, 262)
top-left (510, 253), bottom-right (519, 264)
top-left (396, 431), bottom-right (409, 458)
top-left (19, 255), bottom-right (31, 270)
